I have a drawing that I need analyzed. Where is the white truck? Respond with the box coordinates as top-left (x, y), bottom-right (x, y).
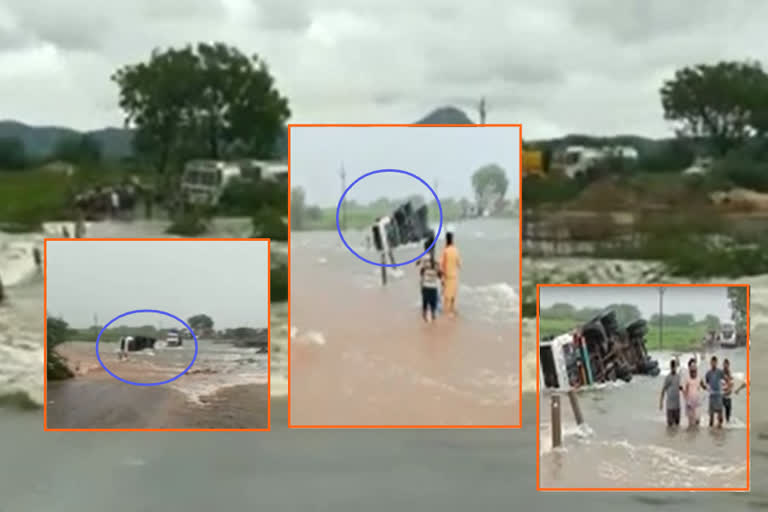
top-left (181, 160), bottom-right (242, 206)
top-left (181, 159), bottom-right (288, 207)
top-left (555, 145), bottom-right (639, 179)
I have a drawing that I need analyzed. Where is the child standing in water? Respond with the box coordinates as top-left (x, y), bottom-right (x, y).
top-left (418, 239), bottom-right (442, 323)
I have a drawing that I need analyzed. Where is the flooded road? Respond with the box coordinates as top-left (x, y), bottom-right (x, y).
top-left (290, 218), bottom-right (520, 426)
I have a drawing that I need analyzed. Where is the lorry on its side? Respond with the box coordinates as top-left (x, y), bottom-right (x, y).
top-left (540, 310), bottom-right (659, 391)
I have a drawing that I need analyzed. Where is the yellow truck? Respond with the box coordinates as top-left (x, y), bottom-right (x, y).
top-left (522, 150), bottom-right (544, 177)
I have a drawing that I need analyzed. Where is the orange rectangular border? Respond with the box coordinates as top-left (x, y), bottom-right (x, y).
top-left (43, 237), bottom-right (273, 432)
top-left (286, 123), bottom-right (524, 429)
top-left (535, 283), bottom-right (751, 492)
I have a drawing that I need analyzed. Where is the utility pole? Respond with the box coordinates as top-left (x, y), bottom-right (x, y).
top-left (340, 163), bottom-right (347, 230)
top-left (658, 287), bottom-right (666, 350)
top-left (478, 97), bottom-right (487, 125)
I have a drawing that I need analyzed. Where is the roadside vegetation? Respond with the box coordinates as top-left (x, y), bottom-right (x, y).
top-left (47, 317), bottom-right (74, 381)
top-left (523, 60), bottom-right (768, 280)
top-left (291, 164), bottom-right (518, 232)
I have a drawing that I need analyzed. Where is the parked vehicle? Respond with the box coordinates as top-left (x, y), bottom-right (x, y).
top-left (165, 329), bottom-right (183, 347)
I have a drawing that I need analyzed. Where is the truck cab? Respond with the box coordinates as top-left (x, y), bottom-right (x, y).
top-left (181, 160), bottom-right (242, 206)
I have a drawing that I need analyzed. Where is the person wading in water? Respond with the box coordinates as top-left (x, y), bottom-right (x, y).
top-left (417, 239), bottom-right (442, 323)
top-left (703, 355), bottom-right (726, 428)
top-left (439, 231), bottom-right (462, 318)
top-left (659, 359), bottom-right (682, 427)
top-left (682, 358), bottom-right (706, 428)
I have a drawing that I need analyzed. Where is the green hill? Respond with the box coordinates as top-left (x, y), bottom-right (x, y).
top-left (0, 120), bottom-right (134, 160)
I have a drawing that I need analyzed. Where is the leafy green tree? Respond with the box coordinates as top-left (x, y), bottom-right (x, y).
top-left (253, 205), bottom-right (287, 240)
top-left (704, 314), bottom-right (721, 330)
top-left (187, 314), bottom-right (214, 331)
top-left (660, 61), bottom-right (768, 156)
top-left (47, 317), bottom-right (74, 380)
top-left (471, 164), bottom-right (508, 212)
top-left (112, 42), bottom-right (291, 177)
top-left (306, 205), bottom-right (323, 221)
top-left (0, 137), bottom-right (27, 169)
top-left (271, 265), bottom-right (288, 302)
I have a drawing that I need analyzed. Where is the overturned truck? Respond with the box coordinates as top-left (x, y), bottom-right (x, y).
top-left (120, 335), bottom-right (157, 352)
top-left (371, 200), bottom-right (433, 257)
top-left (540, 310), bottom-right (660, 390)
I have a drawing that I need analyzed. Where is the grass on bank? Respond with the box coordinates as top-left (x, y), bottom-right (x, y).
top-left (0, 167), bottom-right (155, 230)
top-left (539, 316), bottom-right (707, 351)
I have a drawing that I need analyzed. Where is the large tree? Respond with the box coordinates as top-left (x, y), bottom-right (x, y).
top-left (112, 42), bottom-right (291, 177)
top-left (660, 61), bottom-right (768, 156)
top-left (187, 314), bottom-right (214, 332)
top-left (471, 164), bottom-right (508, 213)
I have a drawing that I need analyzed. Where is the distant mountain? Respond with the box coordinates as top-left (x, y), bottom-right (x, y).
top-left (3, 105), bottom-right (682, 165)
top-left (414, 106), bottom-right (475, 125)
top-left (0, 120), bottom-right (134, 159)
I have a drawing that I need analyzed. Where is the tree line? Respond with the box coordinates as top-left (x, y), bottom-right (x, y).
top-left (541, 302), bottom-right (729, 329)
top-left (0, 133), bottom-right (103, 170)
top-left (291, 163), bottom-right (512, 230)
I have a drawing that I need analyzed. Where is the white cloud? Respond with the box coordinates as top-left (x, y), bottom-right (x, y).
top-left (0, 0), bottom-right (766, 137)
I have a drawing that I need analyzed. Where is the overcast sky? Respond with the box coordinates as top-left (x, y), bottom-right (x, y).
top-left (46, 240), bottom-right (269, 329)
top-left (2, 1), bottom-right (766, 138)
top-left (539, 286), bottom-right (733, 322)
top-left (291, 126), bottom-right (520, 205)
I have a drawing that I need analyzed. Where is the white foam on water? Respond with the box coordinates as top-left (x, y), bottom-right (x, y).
top-left (291, 326), bottom-right (327, 346)
top-left (0, 344), bottom-right (44, 406)
top-left (539, 421), bottom-right (595, 455)
top-left (0, 239), bottom-right (42, 287)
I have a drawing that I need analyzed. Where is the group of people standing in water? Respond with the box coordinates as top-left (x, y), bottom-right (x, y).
top-left (660, 355), bottom-right (747, 429)
top-left (416, 231), bottom-right (461, 323)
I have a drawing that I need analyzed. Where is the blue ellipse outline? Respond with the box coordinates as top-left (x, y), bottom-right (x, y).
top-left (336, 169), bottom-right (443, 267)
top-left (95, 309), bottom-right (198, 387)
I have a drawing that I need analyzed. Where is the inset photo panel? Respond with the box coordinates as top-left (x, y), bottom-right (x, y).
top-left (288, 123), bottom-right (522, 428)
top-left (536, 283), bottom-right (750, 492)
top-left (44, 238), bottom-right (271, 431)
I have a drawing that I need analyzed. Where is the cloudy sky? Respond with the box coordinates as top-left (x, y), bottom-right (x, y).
top-left (46, 240), bottom-right (269, 329)
top-left (291, 126), bottom-right (520, 205)
top-left (1, 1), bottom-right (766, 138)
top-left (539, 286), bottom-right (733, 322)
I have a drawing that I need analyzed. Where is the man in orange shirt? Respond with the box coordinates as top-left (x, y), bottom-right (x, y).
top-left (440, 231), bottom-right (462, 317)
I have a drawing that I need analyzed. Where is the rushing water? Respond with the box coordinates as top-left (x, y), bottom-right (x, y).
top-left (0, 218), bottom-right (288, 410)
top-left (539, 348), bottom-right (749, 489)
top-left (1, 217), bottom-right (766, 510)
